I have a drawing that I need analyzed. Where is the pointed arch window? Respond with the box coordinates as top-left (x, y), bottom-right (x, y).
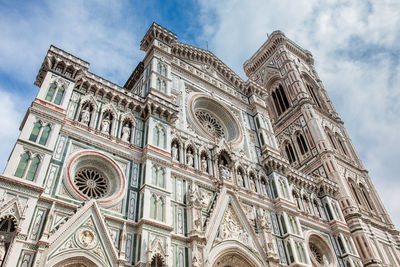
top-left (161, 81), bottom-right (166, 93)
top-left (26, 155), bottom-right (40, 181)
top-left (157, 62), bottom-right (162, 73)
top-left (296, 133), bottom-right (309, 155)
top-left (38, 124), bottom-right (51, 146)
top-left (336, 134), bottom-right (348, 155)
top-left (156, 78), bottom-right (161, 91)
top-left (272, 84), bottom-right (290, 116)
top-left (285, 142), bottom-right (296, 163)
top-left (45, 82), bottom-right (57, 102)
top-left (15, 152), bottom-right (30, 178)
top-left (159, 128), bottom-right (165, 148)
top-left (306, 83), bottom-right (321, 108)
top-left (153, 127), bottom-right (160, 146)
top-left (150, 195), bottom-right (157, 219)
top-left (350, 182), bottom-right (362, 205)
top-left (29, 121), bottom-right (42, 142)
top-left (162, 65), bottom-right (167, 76)
top-left (54, 86), bottom-right (65, 105)
top-left (150, 195), bottom-right (164, 222)
top-left (361, 186), bottom-right (374, 211)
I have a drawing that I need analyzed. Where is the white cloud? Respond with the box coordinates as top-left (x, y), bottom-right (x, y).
top-left (0, 87), bottom-right (25, 172)
top-left (197, 0), bottom-right (400, 228)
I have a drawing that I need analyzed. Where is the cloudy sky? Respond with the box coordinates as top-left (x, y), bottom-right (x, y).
top-left (0, 0), bottom-right (399, 227)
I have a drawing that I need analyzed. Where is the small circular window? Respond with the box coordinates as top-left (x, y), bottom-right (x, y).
top-left (65, 150), bottom-right (126, 206)
top-left (74, 168), bottom-right (109, 199)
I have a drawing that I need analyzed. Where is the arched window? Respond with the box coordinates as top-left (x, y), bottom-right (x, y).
top-left (286, 240), bottom-right (294, 263)
top-left (158, 169), bottom-right (165, 188)
top-left (156, 78), bottom-right (161, 91)
top-left (279, 179), bottom-right (289, 199)
top-left (350, 182), bottom-right (362, 205)
top-left (157, 198), bottom-right (164, 221)
top-left (306, 83), bottom-right (321, 108)
top-left (15, 152), bottom-right (30, 178)
top-left (26, 155), bottom-right (40, 181)
top-left (39, 124), bottom-right (51, 146)
top-left (328, 132), bottom-right (337, 150)
top-left (259, 133), bottom-right (265, 146)
top-left (279, 214), bottom-right (287, 234)
top-left (153, 127), bottom-right (160, 146)
top-left (151, 166), bottom-right (158, 185)
top-left (360, 186), bottom-right (374, 211)
top-left (161, 81), bottom-right (166, 93)
top-left (29, 121), bottom-right (43, 142)
top-left (296, 133), bottom-right (309, 155)
top-left (296, 242), bottom-right (306, 263)
top-left (325, 203), bottom-right (333, 221)
top-left (337, 236), bottom-right (346, 254)
top-left (336, 134), bottom-right (348, 155)
top-left (162, 65), bottom-right (167, 76)
top-left (0, 217), bottom-right (16, 263)
top-left (150, 195), bottom-right (157, 219)
top-left (159, 128), bottom-right (165, 148)
top-left (45, 82), bottom-right (57, 102)
top-left (292, 190), bottom-right (302, 210)
top-left (272, 84), bottom-right (290, 116)
top-left (54, 86), bottom-right (65, 105)
top-left (285, 142), bottom-right (296, 164)
top-left (157, 62), bottom-right (162, 73)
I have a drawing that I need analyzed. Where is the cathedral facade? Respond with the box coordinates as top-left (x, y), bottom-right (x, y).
top-left (0, 23), bottom-right (399, 267)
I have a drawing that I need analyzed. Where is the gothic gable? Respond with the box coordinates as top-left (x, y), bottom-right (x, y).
top-left (204, 189), bottom-right (267, 265)
top-left (44, 200), bottom-right (120, 267)
top-left (0, 197), bottom-right (25, 228)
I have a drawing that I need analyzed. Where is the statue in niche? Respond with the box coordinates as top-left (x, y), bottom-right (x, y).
top-left (172, 143), bottom-right (178, 161)
top-left (187, 149), bottom-right (194, 167)
top-left (0, 235), bottom-right (5, 265)
top-left (237, 171), bottom-right (244, 186)
top-left (81, 106), bottom-right (90, 126)
top-left (201, 156), bottom-right (207, 172)
top-left (121, 123), bottom-right (131, 142)
top-left (249, 178), bottom-right (256, 191)
top-left (101, 115), bottom-right (111, 134)
top-left (219, 159), bottom-right (230, 179)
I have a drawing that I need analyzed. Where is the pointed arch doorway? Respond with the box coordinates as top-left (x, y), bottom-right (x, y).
top-left (212, 252), bottom-right (258, 267)
top-left (52, 256), bottom-right (98, 267)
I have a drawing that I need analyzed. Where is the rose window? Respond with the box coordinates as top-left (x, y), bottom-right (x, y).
top-left (195, 110), bottom-right (226, 139)
top-left (74, 168), bottom-right (109, 199)
top-left (309, 243), bottom-right (323, 264)
top-left (187, 94), bottom-right (242, 143)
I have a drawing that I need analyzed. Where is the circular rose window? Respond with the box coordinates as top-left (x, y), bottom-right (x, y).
top-left (307, 234), bottom-right (336, 267)
top-left (187, 93), bottom-right (242, 143)
top-left (74, 168), bottom-right (109, 199)
top-left (64, 150), bottom-right (125, 206)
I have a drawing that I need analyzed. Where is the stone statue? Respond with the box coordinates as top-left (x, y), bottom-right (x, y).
top-left (0, 235), bottom-right (5, 265)
top-left (237, 172), bottom-right (244, 186)
top-left (201, 156), bottom-right (207, 172)
top-left (172, 143), bottom-right (178, 161)
top-left (121, 124), bottom-right (131, 142)
top-left (81, 107), bottom-right (90, 126)
top-left (101, 115), bottom-right (111, 134)
top-left (187, 150), bottom-right (194, 167)
top-left (249, 178), bottom-right (256, 191)
top-left (220, 163), bottom-right (230, 179)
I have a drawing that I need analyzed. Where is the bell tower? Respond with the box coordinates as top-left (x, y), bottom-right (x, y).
top-left (244, 30), bottom-right (400, 266)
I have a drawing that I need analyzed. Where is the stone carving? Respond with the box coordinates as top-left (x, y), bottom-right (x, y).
top-left (76, 228), bottom-right (97, 249)
top-left (101, 115), bottom-right (111, 134)
top-left (186, 150), bottom-right (194, 167)
top-left (121, 124), bottom-right (131, 142)
top-left (201, 156), bottom-right (207, 172)
top-left (237, 171), bottom-right (244, 186)
top-left (249, 178), bottom-right (256, 192)
top-left (80, 107), bottom-right (90, 126)
top-left (218, 205), bottom-right (250, 246)
top-left (172, 143), bottom-right (178, 161)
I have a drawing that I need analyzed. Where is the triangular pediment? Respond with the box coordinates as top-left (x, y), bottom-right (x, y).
top-left (44, 200), bottom-right (120, 267)
top-left (182, 58), bottom-right (239, 89)
top-left (0, 197), bottom-right (24, 227)
top-left (204, 189), bottom-right (267, 265)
